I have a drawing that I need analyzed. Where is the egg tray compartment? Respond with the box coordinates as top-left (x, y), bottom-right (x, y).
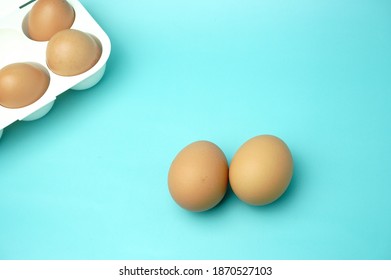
top-left (0, 0), bottom-right (111, 139)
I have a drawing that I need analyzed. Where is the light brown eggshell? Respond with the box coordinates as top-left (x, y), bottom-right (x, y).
top-left (0, 63), bottom-right (50, 109)
top-left (229, 135), bottom-right (293, 206)
top-left (46, 29), bottom-right (102, 76)
top-left (28, 0), bottom-right (75, 41)
top-left (168, 141), bottom-right (229, 212)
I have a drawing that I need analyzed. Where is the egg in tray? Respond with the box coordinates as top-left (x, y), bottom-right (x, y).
top-left (0, 0), bottom-right (111, 139)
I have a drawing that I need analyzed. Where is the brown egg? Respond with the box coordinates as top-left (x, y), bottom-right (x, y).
top-left (229, 135), bottom-right (293, 206)
top-left (46, 29), bottom-right (102, 76)
top-left (168, 141), bottom-right (229, 212)
top-left (28, 0), bottom-right (75, 41)
top-left (0, 63), bottom-right (50, 109)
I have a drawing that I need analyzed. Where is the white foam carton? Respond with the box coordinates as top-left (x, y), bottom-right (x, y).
top-left (0, 0), bottom-right (111, 139)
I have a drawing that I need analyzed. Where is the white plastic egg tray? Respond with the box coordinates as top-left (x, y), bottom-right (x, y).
top-left (0, 0), bottom-right (111, 139)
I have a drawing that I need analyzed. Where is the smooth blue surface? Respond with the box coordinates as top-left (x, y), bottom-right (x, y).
top-left (1, 0), bottom-right (391, 259)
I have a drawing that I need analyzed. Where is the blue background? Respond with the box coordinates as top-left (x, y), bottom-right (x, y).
top-left (1, 0), bottom-right (391, 259)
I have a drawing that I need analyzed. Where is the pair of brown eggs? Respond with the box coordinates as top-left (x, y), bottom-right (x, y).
top-left (27, 0), bottom-right (102, 76)
top-left (0, 0), bottom-right (102, 109)
top-left (168, 135), bottom-right (294, 212)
